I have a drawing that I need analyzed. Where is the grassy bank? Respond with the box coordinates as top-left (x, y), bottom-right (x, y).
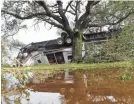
top-left (2, 62), bottom-right (134, 72)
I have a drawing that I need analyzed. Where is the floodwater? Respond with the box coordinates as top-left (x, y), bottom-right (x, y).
top-left (2, 69), bottom-right (134, 104)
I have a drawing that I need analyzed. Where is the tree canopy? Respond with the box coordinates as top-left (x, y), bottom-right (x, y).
top-left (2, 1), bottom-right (134, 32)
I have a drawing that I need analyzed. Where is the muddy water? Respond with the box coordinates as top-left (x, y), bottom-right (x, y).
top-left (2, 69), bottom-right (134, 104)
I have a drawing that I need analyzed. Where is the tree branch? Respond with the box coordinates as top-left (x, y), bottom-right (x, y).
top-left (39, 17), bottom-right (64, 30)
top-left (91, 1), bottom-right (100, 6)
top-left (78, 1), bottom-right (95, 23)
top-left (64, 10), bottom-right (75, 15)
top-left (1, 10), bottom-right (46, 20)
top-left (70, 4), bottom-right (75, 12)
top-left (78, 1), bottom-right (100, 29)
top-left (57, 1), bottom-right (69, 24)
top-left (64, 1), bottom-right (73, 14)
top-left (35, 1), bottom-right (63, 24)
top-left (75, 1), bottom-right (81, 28)
top-left (57, 1), bottom-right (73, 35)
top-left (88, 10), bottom-right (134, 28)
top-left (2, 26), bottom-right (25, 39)
top-left (45, 20), bottom-right (64, 30)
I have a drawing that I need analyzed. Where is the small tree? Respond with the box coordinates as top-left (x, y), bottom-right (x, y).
top-left (1, 37), bottom-right (25, 64)
top-left (1, 0), bottom-right (134, 62)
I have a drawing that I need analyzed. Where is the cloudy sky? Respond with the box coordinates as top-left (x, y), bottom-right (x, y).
top-left (13, 20), bottom-right (60, 44)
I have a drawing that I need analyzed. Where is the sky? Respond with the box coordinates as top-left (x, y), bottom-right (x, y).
top-left (13, 20), bottom-right (60, 44)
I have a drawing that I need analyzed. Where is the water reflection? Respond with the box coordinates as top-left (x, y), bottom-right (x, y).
top-left (2, 89), bottom-right (65, 104)
top-left (2, 69), bottom-right (134, 104)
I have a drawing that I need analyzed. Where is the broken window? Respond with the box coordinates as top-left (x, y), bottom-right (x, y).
top-left (69, 71), bottom-right (73, 75)
top-left (37, 60), bottom-right (42, 63)
top-left (46, 52), bottom-right (65, 64)
top-left (55, 52), bottom-right (65, 64)
top-left (68, 55), bottom-right (72, 60)
top-left (68, 55), bottom-right (72, 62)
top-left (46, 54), bottom-right (56, 64)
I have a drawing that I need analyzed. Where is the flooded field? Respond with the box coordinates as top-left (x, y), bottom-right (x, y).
top-left (2, 68), bottom-right (134, 104)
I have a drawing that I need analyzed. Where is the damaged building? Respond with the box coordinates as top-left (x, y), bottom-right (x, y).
top-left (15, 30), bottom-right (120, 66)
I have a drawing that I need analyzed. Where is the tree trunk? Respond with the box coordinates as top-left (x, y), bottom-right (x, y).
top-left (72, 31), bottom-right (83, 62)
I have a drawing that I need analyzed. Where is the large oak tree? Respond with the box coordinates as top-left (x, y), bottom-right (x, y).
top-left (1, 0), bottom-right (134, 62)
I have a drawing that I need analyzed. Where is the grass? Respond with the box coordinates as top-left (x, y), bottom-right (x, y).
top-left (2, 61), bottom-right (134, 72)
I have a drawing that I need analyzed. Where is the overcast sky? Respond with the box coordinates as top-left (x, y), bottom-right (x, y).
top-left (13, 20), bottom-right (60, 44)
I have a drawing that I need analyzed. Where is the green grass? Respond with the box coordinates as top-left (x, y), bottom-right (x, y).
top-left (2, 61), bottom-right (134, 72)
top-left (1, 64), bottom-right (11, 68)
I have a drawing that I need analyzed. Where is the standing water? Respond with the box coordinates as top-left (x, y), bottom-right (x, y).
top-left (2, 69), bottom-right (134, 104)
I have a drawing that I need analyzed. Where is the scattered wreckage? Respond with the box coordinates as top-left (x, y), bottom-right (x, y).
top-left (14, 30), bottom-right (120, 66)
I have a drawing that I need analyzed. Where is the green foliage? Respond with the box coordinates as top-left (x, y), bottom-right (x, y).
top-left (10, 39), bottom-right (25, 50)
top-left (14, 99), bottom-right (21, 104)
top-left (84, 25), bottom-right (134, 63)
top-left (84, 43), bottom-right (105, 63)
top-left (12, 71), bottom-right (31, 89)
top-left (1, 64), bottom-right (10, 68)
top-left (120, 73), bottom-right (132, 81)
top-left (102, 25), bottom-right (134, 62)
top-left (2, 62), bottom-right (133, 71)
top-left (1, 37), bottom-right (25, 64)
top-left (1, 38), bottom-right (9, 59)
